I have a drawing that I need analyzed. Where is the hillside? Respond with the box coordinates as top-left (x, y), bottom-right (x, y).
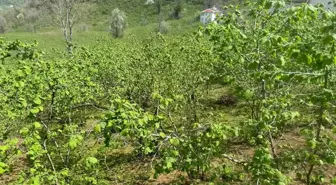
top-left (0, 0), bottom-right (211, 52)
top-left (0, 0), bottom-right (24, 10)
top-left (0, 0), bottom-right (207, 32)
top-left (89, 0), bottom-right (204, 31)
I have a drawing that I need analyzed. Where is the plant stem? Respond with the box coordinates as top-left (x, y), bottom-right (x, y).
top-left (306, 69), bottom-right (329, 185)
top-left (43, 139), bottom-right (59, 185)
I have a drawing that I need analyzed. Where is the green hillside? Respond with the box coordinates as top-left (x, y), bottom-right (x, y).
top-left (0, 0), bottom-right (204, 32)
top-left (0, 0), bottom-right (209, 52)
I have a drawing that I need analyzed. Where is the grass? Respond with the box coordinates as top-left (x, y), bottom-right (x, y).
top-left (1, 19), bottom-right (201, 55)
top-left (92, 0), bottom-right (203, 27)
top-left (0, 0), bottom-right (204, 55)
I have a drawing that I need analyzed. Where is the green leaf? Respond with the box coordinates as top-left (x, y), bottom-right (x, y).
top-left (18, 81), bottom-right (25, 87)
top-left (86, 157), bottom-right (98, 165)
top-left (0, 145), bottom-right (9, 153)
top-left (166, 161), bottom-right (172, 169)
top-left (144, 147), bottom-right (152, 154)
top-left (94, 124), bottom-right (101, 133)
top-left (68, 135), bottom-right (83, 150)
top-left (308, 139), bottom-right (317, 149)
top-left (19, 98), bottom-right (28, 107)
top-left (239, 30), bottom-right (247, 39)
top-left (291, 111), bottom-right (300, 119)
top-left (17, 70), bottom-right (24, 77)
top-left (20, 127), bottom-right (29, 136)
top-left (279, 56), bottom-right (286, 66)
top-left (69, 140), bottom-right (77, 150)
top-left (0, 162), bottom-right (8, 168)
top-left (172, 150), bottom-right (179, 156)
top-left (33, 122), bottom-right (42, 130)
top-left (169, 138), bottom-right (179, 146)
top-left (244, 90), bottom-right (254, 99)
top-left (30, 107), bottom-right (40, 114)
top-left (0, 167), bottom-right (7, 175)
top-left (159, 132), bottom-right (166, 138)
top-left (331, 177), bottom-right (336, 184)
top-left (33, 97), bottom-right (42, 105)
top-left (0, 162), bottom-right (8, 174)
top-left (248, 61), bottom-right (259, 70)
top-left (60, 168), bottom-right (69, 176)
top-left (323, 34), bottom-right (336, 44)
top-left (265, 1), bottom-right (273, 9)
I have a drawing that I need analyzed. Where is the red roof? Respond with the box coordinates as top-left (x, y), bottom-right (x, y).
top-left (202, 7), bottom-right (220, 13)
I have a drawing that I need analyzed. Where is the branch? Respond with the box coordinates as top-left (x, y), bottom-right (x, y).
top-left (42, 139), bottom-right (59, 185)
top-left (70, 103), bottom-right (109, 110)
top-left (42, 122), bottom-right (65, 165)
top-left (222, 153), bottom-right (247, 165)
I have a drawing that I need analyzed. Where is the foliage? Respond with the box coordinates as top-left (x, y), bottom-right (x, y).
top-left (0, 38), bottom-right (105, 184)
top-left (0, 0), bottom-right (336, 184)
top-left (204, 0), bottom-right (336, 184)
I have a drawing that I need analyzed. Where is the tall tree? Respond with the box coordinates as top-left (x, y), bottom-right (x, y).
top-left (145, 0), bottom-right (164, 32)
top-left (0, 16), bottom-right (7, 34)
top-left (45, 0), bottom-right (89, 54)
top-left (110, 8), bottom-right (127, 38)
top-left (173, 0), bottom-right (182, 19)
top-left (145, 0), bottom-right (162, 14)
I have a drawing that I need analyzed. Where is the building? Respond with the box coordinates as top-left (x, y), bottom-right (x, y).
top-left (309, 0), bottom-right (335, 9)
top-left (200, 6), bottom-right (222, 24)
top-left (292, 0), bottom-right (335, 9)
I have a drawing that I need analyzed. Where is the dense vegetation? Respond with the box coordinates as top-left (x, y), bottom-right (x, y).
top-left (1, 0), bottom-right (336, 185)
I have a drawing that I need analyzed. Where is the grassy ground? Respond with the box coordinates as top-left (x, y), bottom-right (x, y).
top-left (1, 20), bottom-right (201, 55)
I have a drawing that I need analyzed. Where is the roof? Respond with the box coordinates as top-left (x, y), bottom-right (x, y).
top-left (202, 6), bottom-right (221, 13)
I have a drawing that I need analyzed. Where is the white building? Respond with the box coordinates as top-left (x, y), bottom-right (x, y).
top-left (309, 0), bottom-right (335, 9)
top-left (200, 6), bottom-right (222, 24)
top-left (291, 0), bottom-right (335, 9)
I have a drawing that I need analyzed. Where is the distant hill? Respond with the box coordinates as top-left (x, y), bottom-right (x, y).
top-left (92, 0), bottom-right (204, 28)
top-left (0, 0), bottom-right (24, 6)
top-left (0, 0), bottom-right (242, 33)
top-left (0, 0), bottom-right (24, 11)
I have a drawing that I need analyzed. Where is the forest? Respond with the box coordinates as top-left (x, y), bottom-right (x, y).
top-left (0, 0), bottom-right (336, 185)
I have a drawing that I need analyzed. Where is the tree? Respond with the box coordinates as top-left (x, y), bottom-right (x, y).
top-left (145, 0), bottom-right (162, 14)
top-left (25, 0), bottom-right (45, 9)
top-left (158, 20), bottom-right (169, 34)
top-left (45, 0), bottom-right (89, 54)
top-left (203, 0), bottom-right (228, 9)
top-left (0, 16), bottom-right (7, 34)
top-left (173, 0), bottom-right (182, 19)
top-left (110, 8), bottom-right (127, 38)
top-left (23, 8), bottom-right (39, 32)
top-left (204, 0), bottom-right (215, 8)
top-left (145, 0), bottom-right (164, 30)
